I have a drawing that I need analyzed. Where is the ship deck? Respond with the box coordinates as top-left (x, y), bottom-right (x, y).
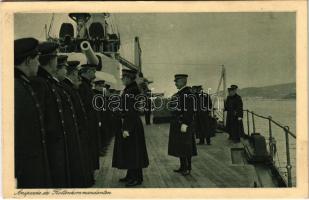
top-left (93, 119), bottom-right (261, 188)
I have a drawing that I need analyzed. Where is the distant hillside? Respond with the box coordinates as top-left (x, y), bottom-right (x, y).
top-left (237, 82), bottom-right (296, 99)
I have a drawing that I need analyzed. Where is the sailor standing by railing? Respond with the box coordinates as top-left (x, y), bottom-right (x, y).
top-left (224, 85), bottom-right (245, 143)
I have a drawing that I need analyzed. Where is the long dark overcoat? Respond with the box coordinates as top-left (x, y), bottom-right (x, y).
top-left (14, 69), bottom-right (51, 188)
top-left (57, 79), bottom-right (89, 187)
top-left (224, 94), bottom-right (245, 140)
top-left (62, 78), bottom-right (94, 186)
top-left (168, 86), bottom-right (197, 157)
top-left (78, 78), bottom-right (100, 170)
top-left (31, 67), bottom-right (70, 188)
top-left (194, 93), bottom-right (213, 139)
top-left (112, 82), bottom-right (149, 169)
top-left (93, 89), bottom-right (107, 149)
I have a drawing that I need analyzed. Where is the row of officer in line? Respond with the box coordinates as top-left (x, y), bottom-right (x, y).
top-left (14, 37), bottom-right (128, 188)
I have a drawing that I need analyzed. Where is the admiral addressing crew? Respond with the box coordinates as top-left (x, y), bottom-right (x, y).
top-left (168, 74), bottom-right (197, 176)
top-left (224, 85), bottom-right (245, 143)
top-left (112, 69), bottom-right (149, 187)
top-left (14, 38), bottom-right (52, 188)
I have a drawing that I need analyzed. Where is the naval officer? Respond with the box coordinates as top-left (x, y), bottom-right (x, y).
top-left (224, 85), bottom-right (245, 143)
top-left (78, 64), bottom-right (100, 170)
top-left (193, 85), bottom-right (213, 145)
top-left (14, 38), bottom-right (51, 188)
top-left (93, 80), bottom-right (107, 155)
top-left (112, 69), bottom-right (149, 187)
top-left (31, 42), bottom-right (71, 187)
top-left (168, 74), bottom-right (197, 176)
top-left (62, 61), bottom-right (94, 186)
top-left (54, 56), bottom-right (89, 188)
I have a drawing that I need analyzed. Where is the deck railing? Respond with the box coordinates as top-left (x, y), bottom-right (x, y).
top-left (213, 108), bottom-right (296, 187)
top-left (243, 110), bottom-right (296, 187)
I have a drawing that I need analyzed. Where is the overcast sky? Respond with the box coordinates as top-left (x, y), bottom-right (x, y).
top-left (15, 12), bottom-right (295, 96)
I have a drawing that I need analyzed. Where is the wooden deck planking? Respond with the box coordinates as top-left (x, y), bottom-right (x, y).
top-left (93, 120), bottom-right (258, 188)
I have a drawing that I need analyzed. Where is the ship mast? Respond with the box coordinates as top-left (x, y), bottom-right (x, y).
top-left (47, 13), bottom-right (55, 40)
top-left (216, 65), bottom-right (226, 97)
top-left (134, 36), bottom-right (142, 72)
top-left (215, 65), bottom-right (227, 123)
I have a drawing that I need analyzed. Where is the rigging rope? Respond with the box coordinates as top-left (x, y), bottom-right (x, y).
top-left (47, 13), bottom-right (55, 38)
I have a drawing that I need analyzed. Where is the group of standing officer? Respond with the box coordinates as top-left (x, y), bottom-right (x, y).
top-left (14, 36), bottom-right (244, 188)
top-left (14, 37), bottom-right (117, 188)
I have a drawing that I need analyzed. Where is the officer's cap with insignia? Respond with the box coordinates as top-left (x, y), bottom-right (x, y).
top-left (80, 63), bottom-right (97, 71)
top-left (229, 84), bottom-right (238, 90)
top-left (38, 42), bottom-right (59, 57)
top-left (14, 37), bottom-right (40, 65)
top-left (57, 55), bottom-right (68, 69)
top-left (122, 69), bottom-right (137, 79)
top-left (38, 42), bottom-right (59, 65)
top-left (104, 84), bottom-right (111, 89)
top-left (192, 85), bottom-right (199, 89)
top-left (66, 61), bottom-right (80, 73)
top-left (81, 63), bottom-right (97, 69)
top-left (174, 74), bottom-right (188, 81)
top-left (78, 63), bottom-right (97, 76)
top-left (94, 80), bottom-right (105, 85)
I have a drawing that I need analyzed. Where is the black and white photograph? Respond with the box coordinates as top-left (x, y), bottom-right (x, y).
top-left (1, 1), bottom-right (308, 198)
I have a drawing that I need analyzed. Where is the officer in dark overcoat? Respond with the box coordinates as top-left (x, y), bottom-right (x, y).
top-left (144, 88), bottom-right (152, 125)
top-left (102, 84), bottom-right (114, 142)
top-left (78, 64), bottom-right (100, 170)
top-left (54, 56), bottom-right (88, 188)
top-left (14, 38), bottom-right (51, 188)
top-left (108, 88), bottom-right (122, 153)
top-left (62, 61), bottom-right (94, 186)
top-left (93, 80), bottom-right (106, 154)
top-left (168, 74), bottom-right (197, 176)
top-left (30, 42), bottom-right (71, 188)
top-left (194, 85), bottom-right (213, 145)
top-left (224, 85), bottom-right (245, 143)
top-left (112, 69), bottom-right (149, 187)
